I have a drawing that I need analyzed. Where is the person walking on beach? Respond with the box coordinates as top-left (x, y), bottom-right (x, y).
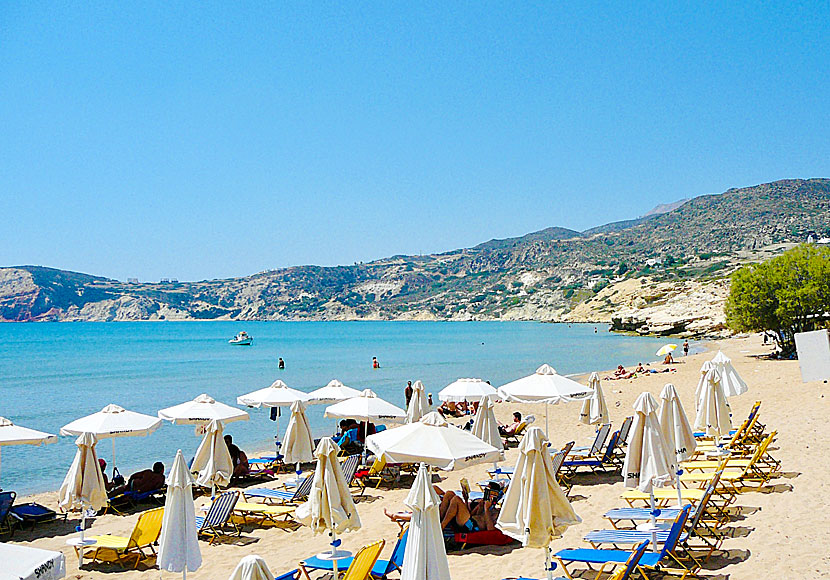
top-left (278, 357), bottom-right (285, 370)
top-left (404, 381), bottom-right (413, 406)
top-left (683, 340), bottom-right (689, 357)
top-left (373, 356), bottom-right (380, 369)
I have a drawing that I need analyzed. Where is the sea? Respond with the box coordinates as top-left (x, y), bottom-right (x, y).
top-left (0, 321), bottom-right (674, 495)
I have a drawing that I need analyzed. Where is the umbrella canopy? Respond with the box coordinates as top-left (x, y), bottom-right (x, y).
top-left (228, 556), bottom-right (274, 580)
top-left (405, 380), bottom-right (430, 424)
top-left (158, 449), bottom-right (202, 575)
top-left (237, 379), bottom-right (310, 408)
top-left (659, 384), bottom-right (697, 462)
top-left (158, 394), bottom-right (249, 426)
top-left (191, 419), bottom-right (233, 491)
top-left (0, 417), bottom-right (57, 487)
top-left (282, 400), bottom-right (314, 465)
top-left (60, 404), bottom-right (162, 439)
top-left (306, 379), bottom-right (362, 405)
top-left (471, 396), bottom-right (503, 451)
top-left (295, 437), bottom-right (361, 534)
top-left (579, 372), bottom-right (608, 425)
top-left (58, 432), bottom-right (108, 512)
top-left (0, 543), bottom-right (66, 580)
top-left (366, 411), bottom-right (502, 471)
top-left (400, 463), bottom-right (451, 580)
top-left (711, 351), bottom-right (748, 397)
top-left (498, 364), bottom-right (592, 404)
top-left (324, 389), bottom-right (406, 424)
top-left (623, 393), bottom-right (675, 494)
top-left (439, 378), bottom-right (498, 403)
top-left (496, 426), bottom-right (581, 548)
top-left (694, 368), bottom-right (732, 438)
top-left (656, 344), bottom-right (678, 357)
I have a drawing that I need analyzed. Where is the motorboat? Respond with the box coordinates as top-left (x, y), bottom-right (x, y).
top-left (229, 331), bottom-right (252, 346)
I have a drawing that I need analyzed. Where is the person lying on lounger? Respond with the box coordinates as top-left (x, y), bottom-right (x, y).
top-left (224, 434), bottom-right (250, 478)
top-left (435, 483), bottom-right (501, 532)
top-left (499, 412), bottom-right (522, 436)
top-left (108, 462), bottom-right (165, 497)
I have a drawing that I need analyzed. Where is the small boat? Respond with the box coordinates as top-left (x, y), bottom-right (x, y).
top-left (229, 331), bottom-right (253, 346)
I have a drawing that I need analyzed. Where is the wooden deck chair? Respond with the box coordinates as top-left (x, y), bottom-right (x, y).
top-left (85, 507), bottom-right (164, 568)
top-left (196, 490), bottom-right (240, 544)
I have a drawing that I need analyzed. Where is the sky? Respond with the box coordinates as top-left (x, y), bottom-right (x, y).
top-left (1, 3), bottom-right (829, 282)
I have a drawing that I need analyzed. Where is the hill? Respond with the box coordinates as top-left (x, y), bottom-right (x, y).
top-left (2, 178), bottom-right (828, 333)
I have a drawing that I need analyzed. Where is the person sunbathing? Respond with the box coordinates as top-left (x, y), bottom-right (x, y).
top-left (499, 412), bottom-right (522, 436)
top-left (109, 462), bottom-right (165, 497)
top-left (663, 353), bottom-right (675, 364)
top-left (435, 484), bottom-right (500, 532)
top-left (224, 434), bottom-right (250, 478)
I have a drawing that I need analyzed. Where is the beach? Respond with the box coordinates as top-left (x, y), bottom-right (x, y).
top-left (9, 333), bottom-right (829, 579)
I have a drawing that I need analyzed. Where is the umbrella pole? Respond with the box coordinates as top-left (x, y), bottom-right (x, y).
top-left (111, 438), bottom-right (117, 476)
top-left (331, 530), bottom-right (339, 578)
top-left (545, 547), bottom-right (554, 580)
top-left (649, 490), bottom-right (658, 552)
top-left (545, 405), bottom-right (549, 436)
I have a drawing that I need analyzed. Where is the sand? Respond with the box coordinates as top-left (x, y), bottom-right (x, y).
top-left (9, 333), bottom-right (830, 579)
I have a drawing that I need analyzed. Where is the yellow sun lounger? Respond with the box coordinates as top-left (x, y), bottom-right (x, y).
top-left (683, 431), bottom-right (777, 473)
top-left (622, 471), bottom-right (728, 507)
top-left (84, 507), bottom-right (164, 569)
top-left (234, 501), bottom-right (296, 525)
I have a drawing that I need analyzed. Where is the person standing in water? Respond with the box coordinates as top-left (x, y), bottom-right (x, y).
top-left (373, 356), bottom-right (380, 369)
top-left (278, 357), bottom-right (285, 369)
top-left (404, 380), bottom-right (413, 406)
top-left (682, 340), bottom-right (689, 357)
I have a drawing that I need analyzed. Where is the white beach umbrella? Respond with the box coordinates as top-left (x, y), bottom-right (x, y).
top-left (306, 379), bottom-right (362, 405)
top-left (579, 372), bottom-right (608, 426)
top-left (694, 361), bottom-right (715, 416)
top-left (0, 417), bottom-right (57, 488)
top-left (623, 392), bottom-right (676, 551)
top-left (711, 351), bottom-right (748, 398)
top-left (324, 389), bottom-right (407, 424)
top-left (295, 437), bottom-right (361, 578)
top-left (58, 432), bottom-right (108, 558)
top-left (238, 379), bottom-right (309, 455)
top-left (439, 378), bottom-right (498, 403)
top-left (158, 393), bottom-right (249, 426)
top-left (366, 411), bottom-right (501, 471)
top-left (0, 543), bottom-right (66, 580)
top-left (282, 400), bottom-right (315, 469)
top-left (405, 380), bottom-right (430, 424)
top-left (227, 555), bottom-right (274, 580)
top-left (496, 426), bottom-right (580, 580)
top-left (158, 449), bottom-right (202, 579)
top-left (400, 463), bottom-right (451, 580)
top-left (498, 364), bottom-right (592, 434)
top-left (191, 419), bottom-right (233, 496)
top-left (471, 396), bottom-right (504, 452)
top-left (694, 368), bottom-right (732, 441)
top-left (60, 404), bottom-right (162, 474)
top-left (659, 383), bottom-right (697, 506)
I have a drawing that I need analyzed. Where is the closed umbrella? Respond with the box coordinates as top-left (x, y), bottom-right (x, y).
top-left (295, 437), bottom-right (361, 578)
top-left (694, 368), bottom-right (732, 446)
top-left (237, 380), bottom-right (309, 454)
top-left (58, 432), bottom-right (108, 563)
top-left (158, 394), bottom-right (249, 425)
top-left (191, 419), bottom-right (233, 497)
top-left (623, 392), bottom-right (676, 551)
top-left (659, 384), bottom-right (697, 507)
top-left (579, 372), bottom-right (608, 426)
top-left (400, 463), bottom-right (451, 580)
top-left (0, 417), bottom-right (57, 488)
top-left (496, 426), bottom-right (580, 580)
top-left (439, 378), bottom-right (498, 403)
top-left (498, 364), bottom-right (592, 434)
top-left (282, 400), bottom-right (315, 480)
top-left (227, 555), bottom-right (273, 580)
top-left (405, 380), bottom-right (430, 424)
top-left (366, 412), bottom-right (501, 471)
top-left (711, 351), bottom-right (748, 397)
top-left (158, 449), bottom-right (202, 579)
top-left (471, 397), bottom-right (504, 474)
top-left (306, 380), bottom-right (362, 405)
top-left (60, 404), bottom-right (162, 477)
top-left (694, 361), bottom-right (715, 416)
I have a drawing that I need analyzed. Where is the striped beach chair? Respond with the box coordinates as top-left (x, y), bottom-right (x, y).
top-left (244, 474), bottom-right (313, 505)
top-left (196, 491), bottom-right (240, 544)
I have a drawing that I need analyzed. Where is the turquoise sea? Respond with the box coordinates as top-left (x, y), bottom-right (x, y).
top-left (0, 321), bottom-right (671, 495)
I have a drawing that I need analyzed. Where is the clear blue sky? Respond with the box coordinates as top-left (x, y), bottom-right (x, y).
top-left (2, 3), bottom-right (828, 281)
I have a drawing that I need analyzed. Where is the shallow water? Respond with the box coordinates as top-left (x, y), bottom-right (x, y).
top-left (0, 321), bottom-right (670, 495)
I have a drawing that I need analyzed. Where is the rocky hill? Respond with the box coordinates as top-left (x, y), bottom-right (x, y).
top-left (2, 178), bottom-right (829, 334)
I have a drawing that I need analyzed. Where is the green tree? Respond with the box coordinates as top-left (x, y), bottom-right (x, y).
top-left (725, 245), bottom-right (830, 356)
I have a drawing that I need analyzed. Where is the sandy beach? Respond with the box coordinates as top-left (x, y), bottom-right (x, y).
top-left (9, 333), bottom-right (829, 580)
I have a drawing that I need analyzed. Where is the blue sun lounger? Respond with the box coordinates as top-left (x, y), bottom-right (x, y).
top-left (583, 505), bottom-right (691, 548)
top-left (243, 474), bottom-right (313, 505)
top-left (300, 526), bottom-right (408, 579)
top-left (501, 540), bottom-right (649, 580)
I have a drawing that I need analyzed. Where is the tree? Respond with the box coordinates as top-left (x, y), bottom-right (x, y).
top-left (726, 244), bottom-right (830, 356)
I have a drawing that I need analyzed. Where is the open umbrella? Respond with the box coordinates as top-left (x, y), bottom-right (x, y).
top-left (0, 417), bottom-right (57, 488)
top-left (694, 367), bottom-right (731, 445)
top-left (228, 556), bottom-right (274, 580)
top-left (191, 419), bottom-right (233, 497)
top-left (623, 392), bottom-right (676, 551)
top-left (158, 449), bottom-right (202, 579)
top-left (579, 372), bottom-right (608, 426)
top-left (237, 380), bottom-right (310, 453)
top-left (656, 344), bottom-right (678, 357)
top-left (306, 380), bottom-right (362, 405)
top-left (711, 351), bottom-right (748, 397)
top-left (58, 432), bottom-right (108, 563)
top-left (405, 380), bottom-right (430, 424)
top-left (659, 384), bottom-right (697, 506)
top-left (295, 437), bottom-right (361, 578)
top-left (282, 400), bottom-right (315, 480)
top-left (439, 378), bottom-right (498, 403)
top-left (498, 364), bottom-right (592, 434)
top-left (400, 463), bottom-right (451, 580)
top-left (158, 394), bottom-right (249, 426)
top-left (366, 412), bottom-right (501, 471)
top-left (60, 404), bottom-right (162, 478)
top-left (496, 426), bottom-right (580, 580)
top-left (324, 389), bottom-right (407, 424)
top-left (0, 544), bottom-right (66, 580)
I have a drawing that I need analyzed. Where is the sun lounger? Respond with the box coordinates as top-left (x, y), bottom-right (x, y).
top-left (341, 454), bottom-right (361, 489)
top-left (568, 423), bottom-right (611, 458)
top-left (502, 540), bottom-right (648, 580)
top-left (84, 506), bottom-right (164, 568)
top-left (449, 528), bottom-right (514, 551)
top-left (196, 491), bottom-right (240, 544)
top-left (301, 526), bottom-right (407, 578)
top-left (622, 470), bottom-right (730, 508)
top-left (584, 505), bottom-right (692, 550)
top-left (355, 456), bottom-right (403, 492)
top-left (679, 433), bottom-right (777, 492)
top-left (9, 501), bottom-right (61, 530)
top-left (617, 415), bottom-right (633, 447)
top-left (300, 539), bottom-right (385, 580)
top-left (561, 431), bottom-right (621, 479)
top-left (233, 501), bottom-right (295, 526)
top-left (0, 491), bottom-right (17, 539)
top-left (107, 486), bottom-right (166, 513)
top-left (243, 474), bottom-right (313, 505)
